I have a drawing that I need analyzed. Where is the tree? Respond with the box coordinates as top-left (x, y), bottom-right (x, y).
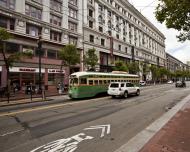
top-left (113, 60), bottom-right (128, 72)
top-left (59, 44), bottom-right (80, 74)
top-left (0, 28), bottom-right (32, 102)
top-left (83, 48), bottom-right (98, 71)
top-left (155, 0), bottom-right (190, 41)
top-left (150, 65), bottom-right (159, 84)
top-left (127, 62), bottom-right (140, 74)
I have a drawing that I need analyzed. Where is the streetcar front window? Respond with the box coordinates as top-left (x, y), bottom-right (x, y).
top-left (70, 78), bottom-right (78, 87)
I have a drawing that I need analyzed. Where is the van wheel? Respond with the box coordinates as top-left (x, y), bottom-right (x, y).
top-left (112, 95), bottom-right (116, 98)
top-left (124, 91), bottom-right (128, 98)
top-left (136, 90), bottom-right (140, 96)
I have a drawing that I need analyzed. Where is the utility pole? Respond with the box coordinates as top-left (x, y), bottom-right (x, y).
top-left (37, 35), bottom-right (42, 94)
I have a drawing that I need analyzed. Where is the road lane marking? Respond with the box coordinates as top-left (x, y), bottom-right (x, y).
top-left (0, 97), bottom-right (110, 117)
top-left (84, 124), bottom-right (111, 138)
top-left (0, 129), bottom-right (24, 137)
top-left (30, 133), bottom-right (93, 152)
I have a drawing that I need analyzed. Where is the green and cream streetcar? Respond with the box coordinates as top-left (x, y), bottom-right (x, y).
top-left (68, 71), bottom-right (140, 99)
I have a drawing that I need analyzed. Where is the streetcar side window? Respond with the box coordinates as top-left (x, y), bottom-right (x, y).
top-left (89, 80), bottom-right (93, 85)
top-left (94, 80), bottom-right (98, 85)
top-left (80, 78), bottom-right (87, 84)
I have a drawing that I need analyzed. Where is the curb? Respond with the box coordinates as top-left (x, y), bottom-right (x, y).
top-left (114, 93), bottom-right (190, 152)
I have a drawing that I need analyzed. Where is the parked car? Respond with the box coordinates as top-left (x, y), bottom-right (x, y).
top-left (139, 81), bottom-right (146, 86)
top-left (167, 80), bottom-right (173, 84)
top-left (107, 82), bottom-right (140, 98)
top-left (175, 81), bottom-right (186, 88)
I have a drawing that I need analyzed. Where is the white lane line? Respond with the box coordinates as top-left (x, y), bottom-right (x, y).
top-left (0, 129), bottom-right (24, 137)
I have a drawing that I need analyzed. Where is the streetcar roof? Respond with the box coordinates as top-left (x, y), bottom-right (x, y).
top-left (70, 71), bottom-right (139, 78)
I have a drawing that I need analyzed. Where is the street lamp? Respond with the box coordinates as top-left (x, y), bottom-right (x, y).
top-left (37, 35), bottom-right (42, 94)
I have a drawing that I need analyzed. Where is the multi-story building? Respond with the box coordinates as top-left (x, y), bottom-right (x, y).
top-left (83, 0), bottom-right (166, 77)
top-left (166, 53), bottom-right (184, 72)
top-left (0, 0), bottom-right (83, 89)
top-left (0, 0), bottom-right (166, 90)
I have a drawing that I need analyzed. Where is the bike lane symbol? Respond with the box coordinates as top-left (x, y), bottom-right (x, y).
top-left (30, 133), bottom-right (93, 152)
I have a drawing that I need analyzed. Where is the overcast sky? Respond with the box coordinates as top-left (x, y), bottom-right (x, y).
top-left (129, 0), bottom-right (190, 64)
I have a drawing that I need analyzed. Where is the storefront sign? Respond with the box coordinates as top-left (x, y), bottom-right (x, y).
top-left (9, 67), bottom-right (45, 73)
top-left (48, 69), bottom-right (65, 73)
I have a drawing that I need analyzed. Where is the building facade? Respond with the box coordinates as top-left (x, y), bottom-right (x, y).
top-left (166, 53), bottom-right (185, 72)
top-left (0, 0), bottom-right (83, 89)
top-left (0, 0), bottom-right (166, 90)
top-left (83, 0), bottom-right (166, 78)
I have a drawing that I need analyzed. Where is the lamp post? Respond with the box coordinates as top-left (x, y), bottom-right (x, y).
top-left (37, 35), bottom-right (42, 94)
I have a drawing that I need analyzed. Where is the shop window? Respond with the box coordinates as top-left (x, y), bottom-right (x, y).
top-left (48, 73), bottom-right (55, 85)
top-left (6, 42), bottom-right (19, 53)
top-left (47, 50), bottom-right (57, 59)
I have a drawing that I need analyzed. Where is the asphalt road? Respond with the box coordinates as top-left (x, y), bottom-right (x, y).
top-left (0, 83), bottom-right (190, 152)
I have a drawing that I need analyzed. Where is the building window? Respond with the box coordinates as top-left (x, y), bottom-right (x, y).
top-left (116, 34), bottom-right (119, 39)
top-left (99, 26), bottom-right (103, 32)
top-left (101, 38), bottom-right (105, 46)
top-left (125, 47), bottom-right (128, 53)
top-left (118, 44), bottom-right (121, 51)
top-left (68, 21), bottom-right (77, 32)
top-left (25, 5), bottom-right (42, 20)
top-left (89, 9), bottom-right (93, 17)
top-left (50, 14), bottom-right (62, 26)
top-left (69, 7), bottom-right (77, 19)
top-left (69, 36), bottom-right (77, 45)
top-left (0, 15), bottom-right (15, 30)
top-left (50, 30), bottom-right (62, 42)
top-left (89, 35), bottom-right (94, 43)
top-left (69, 0), bottom-right (77, 6)
top-left (50, 0), bottom-right (62, 12)
top-left (107, 10), bottom-right (112, 17)
top-left (47, 50), bottom-right (57, 59)
top-left (98, 4), bottom-right (103, 12)
top-left (0, 0), bottom-right (15, 10)
top-left (5, 42), bottom-right (19, 54)
top-left (89, 20), bottom-right (93, 28)
top-left (26, 24), bottom-right (41, 37)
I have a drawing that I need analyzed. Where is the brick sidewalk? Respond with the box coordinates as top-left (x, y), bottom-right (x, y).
top-left (140, 100), bottom-right (190, 152)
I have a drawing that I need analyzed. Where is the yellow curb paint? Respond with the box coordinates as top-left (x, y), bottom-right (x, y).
top-left (0, 97), bottom-right (110, 117)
